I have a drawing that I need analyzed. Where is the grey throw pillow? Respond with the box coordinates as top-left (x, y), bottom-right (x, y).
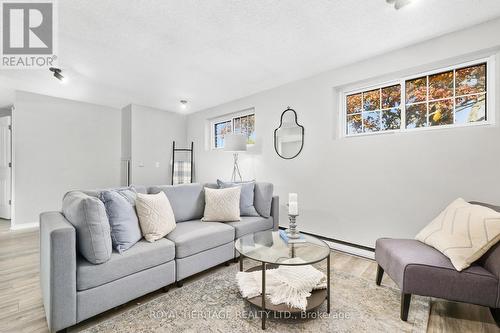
top-left (99, 188), bottom-right (142, 253)
top-left (254, 182), bottom-right (274, 218)
top-left (217, 179), bottom-right (259, 217)
top-left (148, 183), bottom-right (205, 222)
top-left (62, 191), bottom-right (112, 264)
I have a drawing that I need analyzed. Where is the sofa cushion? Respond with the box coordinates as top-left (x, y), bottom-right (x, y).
top-left (206, 182), bottom-right (273, 218)
top-left (375, 238), bottom-right (498, 307)
top-left (136, 192), bottom-right (176, 242)
top-left (81, 185), bottom-right (147, 198)
top-left (76, 238), bottom-right (175, 291)
top-left (254, 182), bottom-right (274, 218)
top-left (202, 187), bottom-right (241, 222)
top-left (166, 220), bottom-right (235, 258)
top-left (62, 191), bottom-right (112, 264)
top-left (415, 198), bottom-right (500, 271)
top-left (227, 216), bottom-right (273, 238)
top-left (217, 180), bottom-right (260, 216)
top-left (148, 183), bottom-right (204, 222)
top-left (99, 188), bottom-right (142, 253)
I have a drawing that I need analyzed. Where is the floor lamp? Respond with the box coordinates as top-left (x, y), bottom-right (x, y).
top-left (224, 134), bottom-right (247, 182)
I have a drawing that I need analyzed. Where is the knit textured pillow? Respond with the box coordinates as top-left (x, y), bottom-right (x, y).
top-left (202, 187), bottom-right (241, 222)
top-left (135, 192), bottom-right (176, 242)
top-left (416, 198), bottom-right (500, 271)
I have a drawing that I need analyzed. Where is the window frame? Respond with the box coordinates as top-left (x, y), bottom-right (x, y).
top-left (210, 111), bottom-right (256, 150)
top-left (341, 56), bottom-right (495, 138)
top-left (212, 119), bottom-right (232, 149)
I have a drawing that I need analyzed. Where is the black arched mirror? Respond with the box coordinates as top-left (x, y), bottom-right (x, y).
top-left (274, 107), bottom-right (304, 159)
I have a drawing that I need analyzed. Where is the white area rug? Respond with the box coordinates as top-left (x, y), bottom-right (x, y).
top-left (80, 259), bottom-right (430, 333)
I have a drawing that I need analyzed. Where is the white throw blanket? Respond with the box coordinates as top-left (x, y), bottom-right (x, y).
top-left (236, 258), bottom-right (327, 311)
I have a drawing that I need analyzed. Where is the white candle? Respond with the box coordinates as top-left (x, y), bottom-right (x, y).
top-left (289, 193), bottom-right (298, 204)
top-left (289, 201), bottom-right (298, 215)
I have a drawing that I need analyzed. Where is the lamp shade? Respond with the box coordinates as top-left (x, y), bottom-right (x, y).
top-left (224, 134), bottom-right (247, 152)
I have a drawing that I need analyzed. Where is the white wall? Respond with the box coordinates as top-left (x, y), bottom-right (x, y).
top-left (121, 105), bottom-right (132, 186)
top-left (125, 104), bottom-right (187, 186)
top-left (187, 19), bottom-right (500, 248)
top-left (12, 91), bottom-right (121, 227)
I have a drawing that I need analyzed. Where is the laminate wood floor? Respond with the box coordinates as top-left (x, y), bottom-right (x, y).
top-left (0, 226), bottom-right (498, 333)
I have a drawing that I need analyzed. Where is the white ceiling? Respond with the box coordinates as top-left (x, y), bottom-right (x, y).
top-left (1, 0), bottom-right (500, 112)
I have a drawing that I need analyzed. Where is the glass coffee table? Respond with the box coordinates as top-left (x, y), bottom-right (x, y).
top-left (234, 230), bottom-right (331, 330)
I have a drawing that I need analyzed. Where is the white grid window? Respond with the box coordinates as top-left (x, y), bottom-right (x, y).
top-left (211, 112), bottom-right (255, 149)
top-left (343, 58), bottom-right (494, 137)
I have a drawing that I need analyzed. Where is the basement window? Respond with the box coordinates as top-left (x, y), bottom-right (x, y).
top-left (343, 58), bottom-right (493, 137)
top-left (212, 110), bottom-right (255, 149)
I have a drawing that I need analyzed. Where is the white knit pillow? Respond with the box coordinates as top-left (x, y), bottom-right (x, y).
top-left (202, 187), bottom-right (241, 222)
top-left (416, 198), bottom-right (500, 271)
top-left (135, 192), bottom-right (176, 242)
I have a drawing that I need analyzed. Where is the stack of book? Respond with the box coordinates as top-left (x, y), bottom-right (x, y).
top-left (279, 229), bottom-right (306, 243)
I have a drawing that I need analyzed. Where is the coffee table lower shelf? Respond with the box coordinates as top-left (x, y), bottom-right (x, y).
top-left (243, 265), bottom-right (328, 314)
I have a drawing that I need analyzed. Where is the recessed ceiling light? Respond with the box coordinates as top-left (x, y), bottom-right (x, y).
top-left (386, 0), bottom-right (414, 10)
top-left (180, 100), bottom-right (188, 109)
top-left (49, 67), bottom-right (67, 83)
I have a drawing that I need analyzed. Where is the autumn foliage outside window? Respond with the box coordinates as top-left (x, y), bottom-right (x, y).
top-left (345, 62), bottom-right (488, 136)
top-left (346, 84), bottom-right (402, 135)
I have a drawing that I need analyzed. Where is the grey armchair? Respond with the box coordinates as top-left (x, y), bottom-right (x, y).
top-left (374, 201), bottom-right (500, 326)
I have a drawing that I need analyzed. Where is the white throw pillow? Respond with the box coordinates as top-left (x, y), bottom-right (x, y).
top-left (202, 187), bottom-right (241, 222)
top-left (416, 198), bottom-right (500, 271)
top-left (135, 192), bottom-right (176, 242)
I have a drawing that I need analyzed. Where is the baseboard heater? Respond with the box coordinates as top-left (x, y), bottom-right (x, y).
top-left (278, 226), bottom-right (375, 260)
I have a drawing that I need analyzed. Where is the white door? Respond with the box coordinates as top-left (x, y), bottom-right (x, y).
top-left (0, 116), bottom-right (11, 219)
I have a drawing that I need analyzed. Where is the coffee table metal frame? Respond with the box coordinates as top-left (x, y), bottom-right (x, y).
top-left (235, 235), bottom-right (331, 330)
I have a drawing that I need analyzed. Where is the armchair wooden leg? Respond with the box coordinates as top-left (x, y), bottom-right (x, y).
top-left (376, 264), bottom-right (384, 286)
top-left (176, 280), bottom-right (184, 288)
top-left (490, 308), bottom-right (500, 327)
top-left (401, 293), bottom-right (411, 321)
top-left (162, 285), bottom-right (170, 293)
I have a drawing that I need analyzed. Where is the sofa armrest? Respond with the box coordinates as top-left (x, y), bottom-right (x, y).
top-left (270, 196), bottom-right (279, 231)
top-left (40, 212), bottom-right (77, 332)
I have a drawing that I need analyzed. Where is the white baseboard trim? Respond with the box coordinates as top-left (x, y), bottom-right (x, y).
top-left (323, 240), bottom-right (375, 260)
top-left (278, 226), bottom-right (375, 260)
top-left (10, 222), bottom-right (39, 231)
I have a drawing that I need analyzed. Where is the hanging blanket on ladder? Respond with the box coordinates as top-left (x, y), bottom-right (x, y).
top-left (173, 160), bottom-right (191, 184)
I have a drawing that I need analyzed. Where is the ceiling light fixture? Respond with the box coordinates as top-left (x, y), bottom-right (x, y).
top-left (386, 0), bottom-right (413, 10)
top-left (180, 100), bottom-right (188, 109)
top-left (49, 67), bottom-right (66, 83)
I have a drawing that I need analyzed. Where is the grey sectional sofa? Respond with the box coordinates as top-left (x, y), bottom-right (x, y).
top-left (40, 182), bottom-right (279, 332)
